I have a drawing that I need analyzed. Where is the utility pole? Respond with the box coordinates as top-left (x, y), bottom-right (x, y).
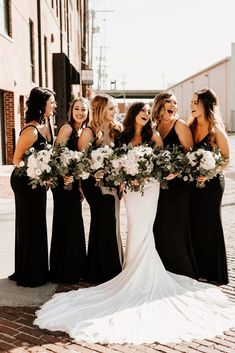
top-left (90, 9), bottom-right (114, 90)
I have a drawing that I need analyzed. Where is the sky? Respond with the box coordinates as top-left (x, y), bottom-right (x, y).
top-left (90, 0), bottom-right (235, 90)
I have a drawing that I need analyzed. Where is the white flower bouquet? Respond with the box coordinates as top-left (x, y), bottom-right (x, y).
top-left (111, 144), bottom-right (155, 193)
top-left (16, 143), bottom-right (58, 189)
top-left (186, 147), bottom-right (225, 188)
top-left (89, 144), bottom-right (115, 186)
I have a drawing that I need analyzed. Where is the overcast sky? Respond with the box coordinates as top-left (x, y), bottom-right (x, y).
top-left (90, 0), bottom-right (235, 90)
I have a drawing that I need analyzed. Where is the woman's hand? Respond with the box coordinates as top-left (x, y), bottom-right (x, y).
top-left (165, 173), bottom-right (178, 181)
top-left (196, 175), bottom-right (208, 186)
top-left (64, 176), bottom-right (74, 186)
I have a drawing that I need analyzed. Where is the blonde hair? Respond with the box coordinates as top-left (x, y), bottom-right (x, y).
top-left (90, 93), bottom-right (121, 141)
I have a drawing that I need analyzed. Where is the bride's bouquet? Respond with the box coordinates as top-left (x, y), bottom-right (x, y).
top-left (186, 147), bottom-right (225, 188)
top-left (112, 144), bottom-right (155, 193)
top-left (16, 143), bottom-right (58, 189)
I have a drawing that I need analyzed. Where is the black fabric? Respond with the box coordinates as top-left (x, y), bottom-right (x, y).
top-left (153, 122), bottom-right (198, 279)
top-left (189, 135), bottom-right (228, 285)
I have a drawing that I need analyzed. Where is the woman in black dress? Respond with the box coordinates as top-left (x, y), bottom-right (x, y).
top-left (188, 88), bottom-right (229, 285)
top-left (49, 97), bottom-right (90, 284)
top-left (9, 87), bottom-right (56, 287)
top-left (78, 93), bottom-right (123, 284)
top-left (152, 91), bottom-right (198, 279)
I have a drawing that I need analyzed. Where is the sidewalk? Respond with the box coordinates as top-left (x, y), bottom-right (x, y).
top-left (0, 135), bottom-right (234, 353)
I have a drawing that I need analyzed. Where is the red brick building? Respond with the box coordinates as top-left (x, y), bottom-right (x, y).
top-left (0, 0), bottom-right (91, 165)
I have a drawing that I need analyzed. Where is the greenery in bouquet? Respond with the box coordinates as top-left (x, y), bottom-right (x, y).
top-left (53, 144), bottom-right (91, 190)
top-left (186, 146), bottom-right (225, 188)
top-left (151, 145), bottom-right (178, 189)
top-left (16, 143), bottom-right (58, 189)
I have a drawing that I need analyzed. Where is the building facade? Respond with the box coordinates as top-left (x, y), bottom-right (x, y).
top-left (168, 43), bottom-right (235, 132)
top-left (0, 0), bottom-right (90, 165)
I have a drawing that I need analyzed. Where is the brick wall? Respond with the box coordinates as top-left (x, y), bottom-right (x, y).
top-left (19, 95), bottom-right (25, 129)
top-left (4, 91), bottom-right (15, 164)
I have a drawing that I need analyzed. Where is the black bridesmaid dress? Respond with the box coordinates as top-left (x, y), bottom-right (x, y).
top-left (81, 128), bottom-right (123, 284)
top-left (10, 126), bottom-right (49, 287)
top-left (153, 120), bottom-right (198, 279)
top-left (189, 134), bottom-right (228, 285)
top-left (50, 124), bottom-right (87, 283)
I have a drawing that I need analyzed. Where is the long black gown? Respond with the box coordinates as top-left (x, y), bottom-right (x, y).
top-left (189, 134), bottom-right (228, 285)
top-left (153, 120), bottom-right (198, 279)
top-left (10, 125), bottom-right (49, 287)
top-left (50, 124), bottom-right (87, 283)
top-left (81, 127), bottom-right (123, 284)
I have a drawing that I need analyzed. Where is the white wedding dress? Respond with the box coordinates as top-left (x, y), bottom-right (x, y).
top-left (34, 182), bottom-right (235, 344)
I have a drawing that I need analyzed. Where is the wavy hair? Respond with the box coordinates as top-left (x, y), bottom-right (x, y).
top-left (120, 102), bottom-right (153, 145)
top-left (25, 87), bottom-right (55, 124)
top-left (189, 88), bottom-right (225, 146)
top-left (68, 97), bottom-right (90, 130)
top-left (90, 93), bottom-right (121, 141)
top-left (151, 91), bottom-right (175, 127)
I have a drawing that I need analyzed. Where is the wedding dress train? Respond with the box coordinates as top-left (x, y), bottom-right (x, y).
top-left (34, 182), bottom-right (235, 344)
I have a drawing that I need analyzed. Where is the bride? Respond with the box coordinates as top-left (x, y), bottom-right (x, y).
top-left (34, 102), bottom-right (235, 344)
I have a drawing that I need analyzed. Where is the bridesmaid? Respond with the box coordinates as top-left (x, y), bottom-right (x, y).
top-left (188, 88), bottom-right (229, 285)
top-left (9, 87), bottom-right (56, 287)
top-left (78, 93), bottom-right (123, 284)
top-left (152, 91), bottom-right (198, 279)
top-left (49, 97), bottom-right (90, 284)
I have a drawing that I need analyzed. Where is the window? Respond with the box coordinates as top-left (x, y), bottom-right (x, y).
top-left (44, 36), bottom-right (48, 87)
top-left (51, 0), bottom-right (54, 8)
top-left (0, 0), bottom-right (10, 36)
top-left (29, 19), bottom-right (35, 82)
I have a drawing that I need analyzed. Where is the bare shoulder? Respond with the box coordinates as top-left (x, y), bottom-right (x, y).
top-left (214, 125), bottom-right (229, 158)
top-left (78, 127), bottom-right (94, 150)
top-left (175, 118), bottom-right (189, 129)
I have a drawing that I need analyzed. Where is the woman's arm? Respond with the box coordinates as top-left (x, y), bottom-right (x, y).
top-left (77, 127), bottom-right (94, 151)
top-left (151, 131), bottom-right (163, 148)
top-left (13, 127), bottom-right (38, 166)
top-left (55, 124), bottom-right (72, 146)
top-left (175, 119), bottom-right (194, 151)
top-left (215, 126), bottom-right (230, 170)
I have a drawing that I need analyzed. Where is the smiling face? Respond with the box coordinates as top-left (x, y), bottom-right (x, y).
top-left (162, 95), bottom-right (177, 120)
top-left (72, 100), bottom-right (89, 127)
top-left (104, 98), bottom-right (117, 122)
top-left (44, 95), bottom-right (56, 118)
top-left (190, 94), bottom-right (205, 119)
top-left (135, 104), bottom-right (151, 127)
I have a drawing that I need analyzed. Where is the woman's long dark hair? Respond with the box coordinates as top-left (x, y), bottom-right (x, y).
top-left (120, 102), bottom-right (153, 145)
top-left (189, 87), bottom-right (225, 146)
top-left (25, 87), bottom-right (55, 124)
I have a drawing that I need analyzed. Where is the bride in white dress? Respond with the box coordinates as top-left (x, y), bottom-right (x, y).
top-left (34, 102), bottom-right (235, 344)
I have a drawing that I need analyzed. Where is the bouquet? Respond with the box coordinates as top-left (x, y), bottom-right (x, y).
top-left (53, 144), bottom-right (90, 190)
top-left (151, 145), bottom-right (191, 189)
top-left (16, 143), bottom-right (58, 189)
top-left (111, 144), bottom-right (155, 194)
top-left (89, 144), bottom-right (115, 187)
top-left (186, 147), bottom-right (225, 188)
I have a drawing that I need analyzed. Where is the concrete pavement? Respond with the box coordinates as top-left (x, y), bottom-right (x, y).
top-left (0, 135), bottom-right (234, 352)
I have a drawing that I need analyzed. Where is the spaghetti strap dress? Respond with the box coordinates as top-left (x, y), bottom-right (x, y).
top-left (9, 125), bottom-right (49, 287)
top-left (189, 134), bottom-right (228, 285)
top-left (153, 120), bottom-right (198, 279)
top-left (81, 127), bottom-right (123, 284)
top-left (50, 123), bottom-right (87, 283)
